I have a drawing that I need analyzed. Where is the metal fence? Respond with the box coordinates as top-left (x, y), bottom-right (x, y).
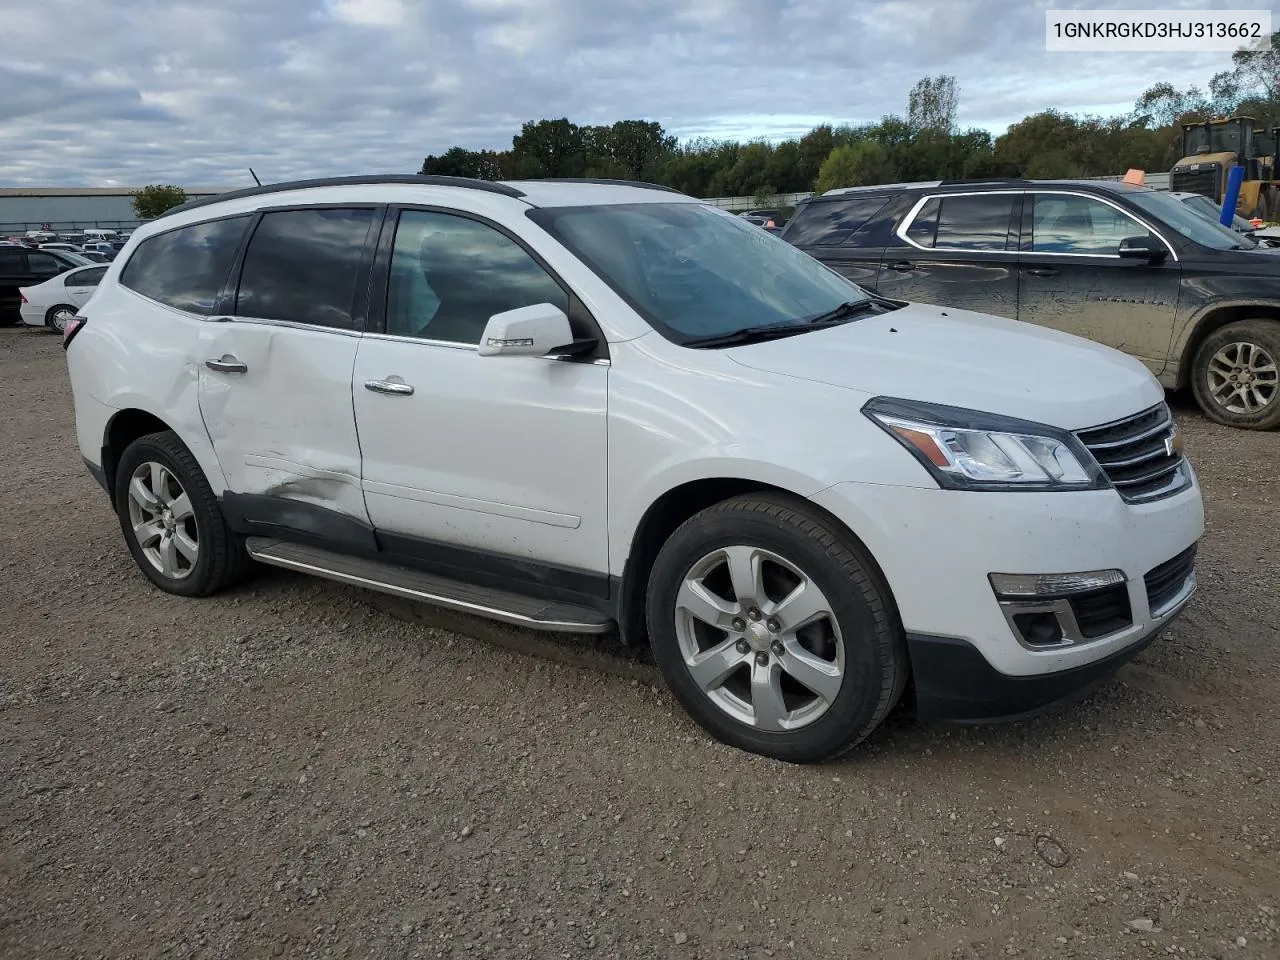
top-left (1, 219), bottom-right (143, 235)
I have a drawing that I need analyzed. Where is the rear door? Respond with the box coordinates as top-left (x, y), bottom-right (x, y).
top-left (1017, 191), bottom-right (1181, 375)
top-left (196, 206), bottom-right (382, 548)
top-left (63, 265), bottom-right (108, 306)
top-left (873, 191), bottom-right (1021, 319)
top-left (783, 194), bottom-right (894, 288)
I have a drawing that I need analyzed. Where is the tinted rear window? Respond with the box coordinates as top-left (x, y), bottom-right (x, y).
top-left (235, 208), bottom-right (376, 329)
top-left (786, 196), bottom-right (889, 246)
top-left (931, 195), bottom-right (1017, 250)
top-left (121, 216), bottom-right (252, 314)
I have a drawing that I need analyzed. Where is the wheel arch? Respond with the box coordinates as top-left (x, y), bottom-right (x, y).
top-left (1175, 301), bottom-right (1280, 388)
top-left (101, 407), bottom-right (226, 508)
top-left (614, 477), bottom-right (899, 649)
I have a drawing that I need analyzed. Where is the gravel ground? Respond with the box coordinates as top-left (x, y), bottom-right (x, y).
top-left (1, 325), bottom-right (1278, 960)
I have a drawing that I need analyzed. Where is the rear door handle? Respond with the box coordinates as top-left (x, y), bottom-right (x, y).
top-left (886, 261), bottom-right (916, 272)
top-left (205, 356), bottom-right (248, 374)
top-left (1026, 266), bottom-right (1059, 278)
top-left (364, 378), bottom-right (415, 396)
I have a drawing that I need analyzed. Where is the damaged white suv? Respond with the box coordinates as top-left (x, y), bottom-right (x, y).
top-left (65, 175), bottom-right (1204, 762)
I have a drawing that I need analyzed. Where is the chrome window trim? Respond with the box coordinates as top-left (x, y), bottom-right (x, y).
top-left (894, 189), bottom-right (1180, 262)
top-left (361, 330), bottom-right (610, 364)
top-left (199, 314), bottom-right (362, 337)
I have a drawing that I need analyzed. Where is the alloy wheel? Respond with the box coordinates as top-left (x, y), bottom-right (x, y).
top-left (126, 461), bottom-right (198, 579)
top-left (1206, 340), bottom-right (1279, 414)
top-left (49, 307), bottom-right (76, 334)
top-left (673, 545), bottom-right (844, 731)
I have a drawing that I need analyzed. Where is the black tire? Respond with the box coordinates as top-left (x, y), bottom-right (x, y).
top-left (114, 430), bottom-right (250, 597)
top-left (45, 304), bottom-right (77, 334)
top-left (1191, 319), bottom-right (1280, 430)
top-left (645, 494), bottom-right (907, 763)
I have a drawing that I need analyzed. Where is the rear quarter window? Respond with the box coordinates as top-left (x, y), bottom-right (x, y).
top-left (120, 216), bottom-right (252, 315)
top-left (785, 196), bottom-right (890, 246)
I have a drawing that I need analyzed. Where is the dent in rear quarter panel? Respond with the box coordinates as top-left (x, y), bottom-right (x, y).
top-left (84, 289), bottom-right (230, 493)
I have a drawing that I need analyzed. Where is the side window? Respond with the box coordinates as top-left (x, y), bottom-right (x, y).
top-left (785, 196), bottom-right (889, 246)
top-left (26, 252), bottom-right (62, 276)
top-left (933, 194), bottom-right (1017, 250)
top-left (1031, 194), bottom-right (1152, 255)
top-left (121, 216), bottom-right (251, 314)
top-left (904, 198), bottom-right (940, 247)
top-left (235, 208), bottom-right (376, 329)
top-left (0, 248), bottom-right (25, 272)
top-left (65, 266), bottom-right (108, 288)
top-left (385, 210), bottom-right (568, 344)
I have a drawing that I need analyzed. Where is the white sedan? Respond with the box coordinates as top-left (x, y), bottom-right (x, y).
top-left (19, 263), bottom-right (108, 332)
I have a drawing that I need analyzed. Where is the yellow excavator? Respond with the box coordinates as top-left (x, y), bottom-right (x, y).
top-left (1169, 116), bottom-right (1280, 222)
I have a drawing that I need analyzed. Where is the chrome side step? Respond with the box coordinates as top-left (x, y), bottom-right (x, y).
top-left (245, 537), bottom-right (614, 634)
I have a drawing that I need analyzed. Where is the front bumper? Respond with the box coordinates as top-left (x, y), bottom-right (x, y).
top-left (809, 470), bottom-right (1204, 693)
top-left (906, 590), bottom-right (1188, 721)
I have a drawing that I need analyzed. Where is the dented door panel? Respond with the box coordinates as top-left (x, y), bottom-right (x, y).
top-left (196, 320), bottom-right (370, 525)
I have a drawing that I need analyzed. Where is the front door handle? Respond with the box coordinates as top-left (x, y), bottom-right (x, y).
top-left (364, 378), bottom-right (415, 396)
top-left (886, 261), bottom-right (916, 272)
top-left (205, 356), bottom-right (248, 374)
top-left (1026, 266), bottom-right (1059, 278)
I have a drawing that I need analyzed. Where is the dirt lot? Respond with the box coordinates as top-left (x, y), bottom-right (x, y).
top-left (1, 326), bottom-right (1277, 960)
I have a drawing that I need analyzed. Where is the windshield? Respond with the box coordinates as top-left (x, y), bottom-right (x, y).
top-left (529, 202), bottom-right (870, 343)
top-left (1180, 193), bottom-right (1255, 234)
top-left (1127, 191), bottom-right (1246, 250)
top-left (58, 251), bottom-right (93, 266)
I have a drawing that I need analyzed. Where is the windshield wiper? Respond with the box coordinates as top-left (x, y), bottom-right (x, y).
top-left (684, 323), bottom-right (821, 348)
top-left (794, 299), bottom-right (877, 325)
top-left (685, 300), bottom-right (879, 349)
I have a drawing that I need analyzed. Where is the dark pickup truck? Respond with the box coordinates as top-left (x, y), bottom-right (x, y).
top-left (781, 178), bottom-right (1280, 430)
top-left (0, 246), bottom-right (89, 325)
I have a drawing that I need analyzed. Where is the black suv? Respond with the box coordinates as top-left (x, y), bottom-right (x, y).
top-left (781, 178), bottom-right (1280, 429)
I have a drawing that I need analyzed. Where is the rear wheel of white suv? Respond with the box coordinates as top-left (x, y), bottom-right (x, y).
top-left (645, 494), bottom-right (907, 763)
top-left (114, 431), bottom-right (249, 597)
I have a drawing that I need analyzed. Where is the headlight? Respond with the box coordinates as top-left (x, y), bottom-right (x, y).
top-left (863, 397), bottom-right (1106, 492)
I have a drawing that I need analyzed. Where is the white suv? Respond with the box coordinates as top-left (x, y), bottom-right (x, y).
top-left (65, 175), bottom-right (1205, 762)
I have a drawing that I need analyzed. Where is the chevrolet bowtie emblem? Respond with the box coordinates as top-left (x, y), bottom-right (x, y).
top-left (1164, 430), bottom-right (1184, 457)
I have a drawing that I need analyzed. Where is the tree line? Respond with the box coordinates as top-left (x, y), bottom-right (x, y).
top-left (420, 34), bottom-right (1280, 203)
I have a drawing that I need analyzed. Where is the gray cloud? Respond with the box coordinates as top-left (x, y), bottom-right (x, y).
top-left (0, 0), bottom-right (1269, 186)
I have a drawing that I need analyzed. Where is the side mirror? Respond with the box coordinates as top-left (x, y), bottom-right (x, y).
top-left (477, 302), bottom-right (575, 358)
top-left (1118, 236), bottom-right (1166, 263)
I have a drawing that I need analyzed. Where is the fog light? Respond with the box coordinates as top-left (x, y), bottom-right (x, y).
top-left (1012, 612), bottom-right (1064, 646)
top-left (988, 569), bottom-right (1125, 599)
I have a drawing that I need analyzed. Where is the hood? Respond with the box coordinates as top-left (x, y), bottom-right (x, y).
top-left (726, 303), bottom-right (1164, 431)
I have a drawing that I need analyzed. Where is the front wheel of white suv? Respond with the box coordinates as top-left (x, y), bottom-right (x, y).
top-left (114, 431), bottom-right (249, 597)
top-left (645, 494), bottom-right (908, 763)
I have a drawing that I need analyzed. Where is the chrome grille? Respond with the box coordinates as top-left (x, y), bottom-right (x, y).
top-left (1076, 404), bottom-right (1189, 503)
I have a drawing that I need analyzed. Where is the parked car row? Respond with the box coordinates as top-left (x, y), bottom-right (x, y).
top-left (60, 174), bottom-right (1203, 763)
top-left (0, 245), bottom-right (93, 326)
top-left (780, 178), bottom-right (1280, 430)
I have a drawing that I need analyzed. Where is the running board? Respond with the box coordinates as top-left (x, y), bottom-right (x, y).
top-left (245, 537), bottom-right (614, 634)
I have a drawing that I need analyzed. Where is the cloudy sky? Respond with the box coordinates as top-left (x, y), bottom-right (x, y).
top-left (3, 0), bottom-right (1274, 187)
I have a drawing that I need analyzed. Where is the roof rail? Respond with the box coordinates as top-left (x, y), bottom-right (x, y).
top-left (937, 178), bottom-right (1032, 186)
top-left (158, 174), bottom-right (527, 218)
top-left (524, 177), bottom-right (685, 194)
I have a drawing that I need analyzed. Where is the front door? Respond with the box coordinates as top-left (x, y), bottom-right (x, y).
top-left (1017, 191), bottom-right (1182, 376)
top-left (197, 206), bottom-right (381, 546)
top-left (873, 191), bottom-right (1021, 319)
top-left (352, 208), bottom-right (609, 584)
